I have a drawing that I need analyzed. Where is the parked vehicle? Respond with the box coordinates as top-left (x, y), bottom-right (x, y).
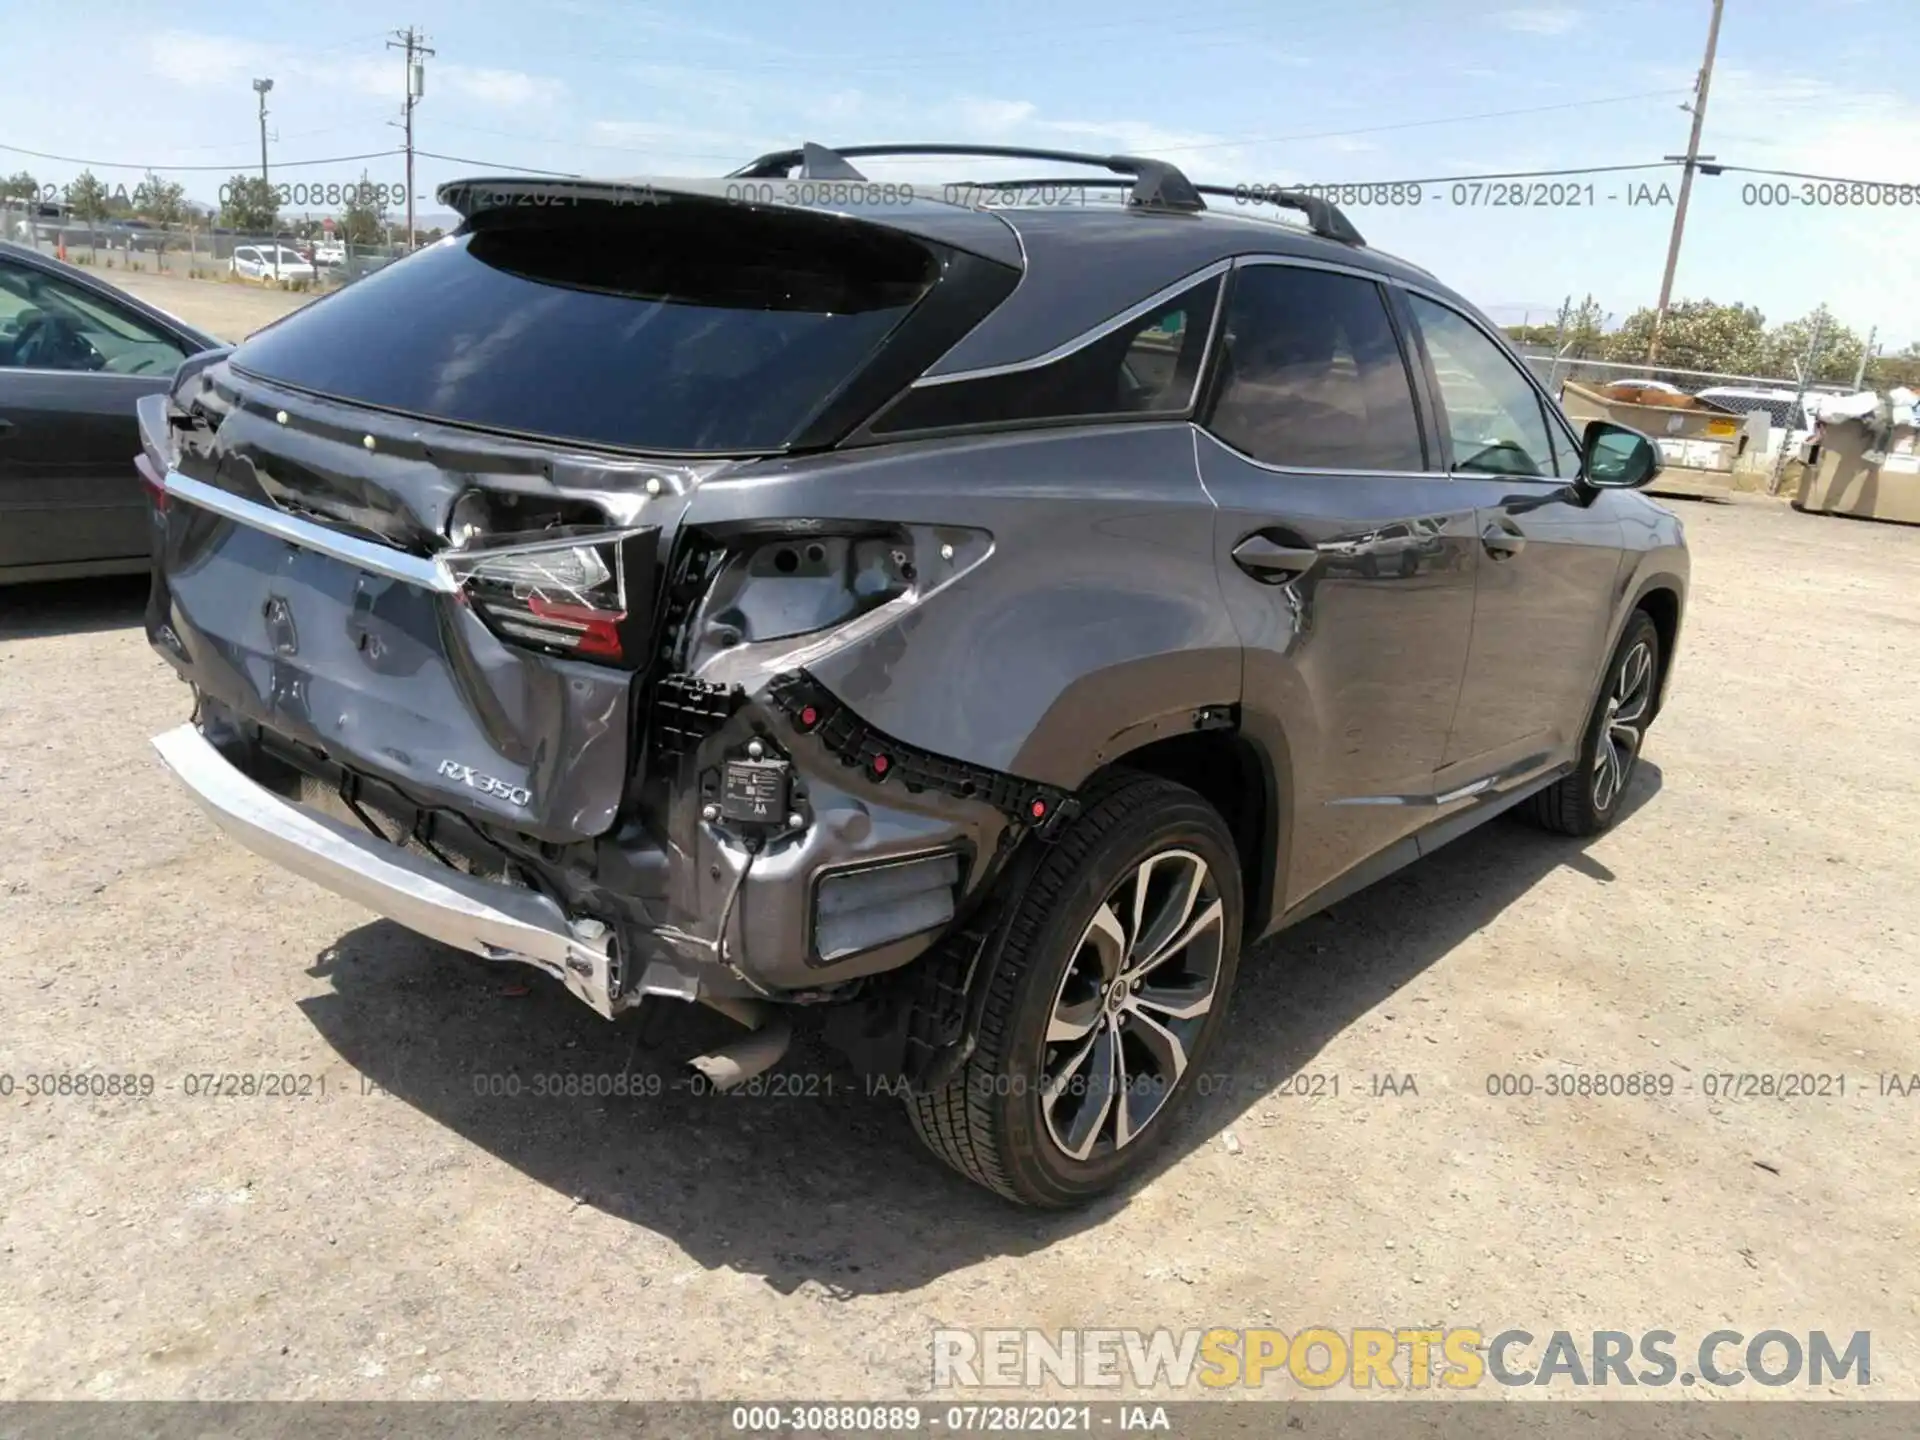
top-left (0, 239), bottom-right (220, 583)
top-left (230, 245), bottom-right (317, 284)
top-left (142, 144), bottom-right (1687, 1206)
top-left (312, 241), bottom-right (346, 268)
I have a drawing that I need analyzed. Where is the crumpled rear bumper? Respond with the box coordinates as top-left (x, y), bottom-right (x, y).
top-left (151, 722), bottom-right (626, 1017)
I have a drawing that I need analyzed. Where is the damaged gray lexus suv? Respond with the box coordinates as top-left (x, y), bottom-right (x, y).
top-left (141, 143), bottom-right (1687, 1206)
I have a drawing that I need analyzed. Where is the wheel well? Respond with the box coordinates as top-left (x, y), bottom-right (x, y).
top-left (1094, 731), bottom-right (1276, 938)
top-left (1636, 586), bottom-right (1680, 716)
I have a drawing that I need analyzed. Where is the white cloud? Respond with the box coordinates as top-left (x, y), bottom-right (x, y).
top-left (145, 33), bottom-right (273, 88)
top-left (1496, 7), bottom-right (1584, 35)
top-left (441, 67), bottom-right (567, 108)
top-left (142, 33), bottom-right (561, 111)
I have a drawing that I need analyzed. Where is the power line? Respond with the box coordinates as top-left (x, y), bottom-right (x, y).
top-left (1213, 161), bottom-right (1683, 187)
top-left (0, 142), bottom-right (402, 173)
top-left (1711, 162), bottom-right (1920, 186)
top-left (416, 86), bottom-right (1686, 173)
top-left (412, 149), bottom-right (582, 177)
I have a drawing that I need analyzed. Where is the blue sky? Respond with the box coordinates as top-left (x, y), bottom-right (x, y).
top-left (7, 0), bottom-right (1917, 347)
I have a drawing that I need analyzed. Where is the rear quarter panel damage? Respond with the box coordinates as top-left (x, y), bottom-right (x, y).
top-left (680, 423), bottom-right (1240, 791)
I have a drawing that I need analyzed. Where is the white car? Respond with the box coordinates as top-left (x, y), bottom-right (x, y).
top-left (230, 245), bottom-right (317, 284)
top-left (312, 241), bottom-right (346, 267)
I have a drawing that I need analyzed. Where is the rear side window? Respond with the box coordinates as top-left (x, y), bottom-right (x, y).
top-left (230, 205), bottom-right (938, 452)
top-left (870, 276), bottom-right (1221, 434)
top-left (1206, 265), bottom-right (1426, 471)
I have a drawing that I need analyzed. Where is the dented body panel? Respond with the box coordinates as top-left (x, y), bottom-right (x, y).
top-left (141, 168), bottom-right (1688, 1049)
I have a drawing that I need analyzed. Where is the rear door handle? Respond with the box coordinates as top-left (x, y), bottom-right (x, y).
top-left (1480, 519), bottom-right (1526, 559)
top-left (1232, 533), bottom-right (1321, 583)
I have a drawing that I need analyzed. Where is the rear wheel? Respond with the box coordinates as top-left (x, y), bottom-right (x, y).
top-left (906, 776), bottom-right (1243, 1207)
top-left (1526, 610), bottom-right (1660, 837)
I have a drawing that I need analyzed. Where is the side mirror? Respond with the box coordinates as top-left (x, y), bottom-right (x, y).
top-left (1581, 420), bottom-right (1662, 490)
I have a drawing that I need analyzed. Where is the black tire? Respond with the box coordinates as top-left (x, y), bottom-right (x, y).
top-left (1526, 609), bottom-right (1661, 837)
top-left (906, 775), bottom-right (1244, 1207)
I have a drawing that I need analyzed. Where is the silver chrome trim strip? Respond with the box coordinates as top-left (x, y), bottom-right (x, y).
top-left (151, 723), bottom-right (623, 1018)
top-left (161, 470), bottom-right (456, 593)
top-left (914, 258), bottom-right (1236, 387)
top-left (1192, 426), bottom-right (1451, 482)
top-left (1230, 252), bottom-right (1394, 284)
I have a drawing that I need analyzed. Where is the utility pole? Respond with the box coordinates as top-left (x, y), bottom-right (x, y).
top-left (1647, 0), bottom-right (1726, 365)
top-left (253, 78), bottom-right (274, 183)
top-left (1852, 325), bottom-right (1878, 391)
top-left (388, 27), bottom-right (433, 252)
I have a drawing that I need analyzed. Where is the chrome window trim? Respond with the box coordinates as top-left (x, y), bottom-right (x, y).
top-left (1192, 425), bottom-right (1451, 482)
top-left (1229, 252), bottom-right (1395, 284)
top-left (161, 469), bottom-right (457, 592)
top-left (911, 258), bottom-right (1235, 388)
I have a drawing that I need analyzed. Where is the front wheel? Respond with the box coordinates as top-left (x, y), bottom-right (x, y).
top-left (906, 776), bottom-right (1243, 1207)
top-left (1526, 610), bottom-right (1661, 837)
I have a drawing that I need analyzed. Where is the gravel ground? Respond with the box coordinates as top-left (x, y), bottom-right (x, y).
top-left (0, 494), bottom-right (1916, 1402)
top-left (97, 269), bottom-right (316, 344)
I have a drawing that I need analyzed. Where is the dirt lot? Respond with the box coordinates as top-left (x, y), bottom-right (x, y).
top-left (1, 494), bottom-right (1917, 1402)
top-left (102, 269), bottom-right (316, 345)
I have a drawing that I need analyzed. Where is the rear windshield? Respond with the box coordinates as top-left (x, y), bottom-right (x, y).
top-left (231, 204), bottom-right (937, 452)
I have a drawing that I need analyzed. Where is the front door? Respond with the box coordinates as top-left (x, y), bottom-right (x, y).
top-left (1398, 292), bottom-right (1625, 792)
top-left (1198, 260), bottom-right (1479, 917)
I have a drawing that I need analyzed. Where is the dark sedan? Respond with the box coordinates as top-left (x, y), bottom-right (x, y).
top-left (0, 240), bottom-right (222, 583)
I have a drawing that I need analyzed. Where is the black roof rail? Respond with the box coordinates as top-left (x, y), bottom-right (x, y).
top-left (923, 175), bottom-right (1365, 245)
top-left (730, 143), bottom-right (1367, 245)
top-left (730, 142), bottom-right (1206, 213)
top-left (1190, 185), bottom-right (1366, 247)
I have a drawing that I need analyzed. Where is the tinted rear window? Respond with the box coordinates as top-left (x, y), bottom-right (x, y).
top-left (872, 276), bottom-right (1221, 434)
top-left (231, 205), bottom-right (937, 452)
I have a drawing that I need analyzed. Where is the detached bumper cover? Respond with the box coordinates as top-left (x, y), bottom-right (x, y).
top-left (151, 723), bottom-right (621, 1017)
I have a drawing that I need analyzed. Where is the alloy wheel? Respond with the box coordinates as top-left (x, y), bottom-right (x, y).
top-left (1039, 848), bottom-right (1225, 1161)
top-left (1593, 639), bottom-right (1654, 811)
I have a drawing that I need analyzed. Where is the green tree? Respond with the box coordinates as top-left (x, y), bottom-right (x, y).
top-left (339, 170), bottom-right (388, 246)
top-left (1865, 342), bottom-right (1920, 392)
top-left (1, 170), bottom-right (39, 204)
top-left (220, 174), bottom-right (280, 234)
top-left (132, 171), bottom-right (187, 268)
top-left (66, 170), bottom-right (112, 254)
top-left (1763, 306), bottom-right (1865, 386)
top-left (1604, 299), bottom-right (1768, 375)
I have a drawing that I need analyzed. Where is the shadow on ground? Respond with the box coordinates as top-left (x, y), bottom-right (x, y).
top-left (0, 574), bottom-right (148, 640)
top-left (298, 765), bottom-right (1662, 1297)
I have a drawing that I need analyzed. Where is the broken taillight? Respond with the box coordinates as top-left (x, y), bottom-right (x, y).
top-left (134, 453), bottom-right (167, 513)
top-left (445, 529), bottom-right (656, 666)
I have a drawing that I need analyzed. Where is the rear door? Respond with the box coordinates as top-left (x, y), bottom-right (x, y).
top-left (1398, 291), bottom-right (1625, 791)
top-left (0, 254), bottom-right (191, 575)
top-left (1198, 259), bottom-right (1480, 915)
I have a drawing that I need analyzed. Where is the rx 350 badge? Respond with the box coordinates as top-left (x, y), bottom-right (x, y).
top-left (437, 759), bottom-right (532, 807)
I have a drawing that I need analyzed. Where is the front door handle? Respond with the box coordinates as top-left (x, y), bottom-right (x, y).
top-left (1232, 533), bottom-right (1321, 583)
top-left (1480, 519), bottom-right (1526, 559)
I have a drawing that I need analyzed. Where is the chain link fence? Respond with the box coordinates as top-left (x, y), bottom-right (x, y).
top-left (3, 200), bottom-right (408, 292)
top-left (1517, 347), bottom-right (1856, 488)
